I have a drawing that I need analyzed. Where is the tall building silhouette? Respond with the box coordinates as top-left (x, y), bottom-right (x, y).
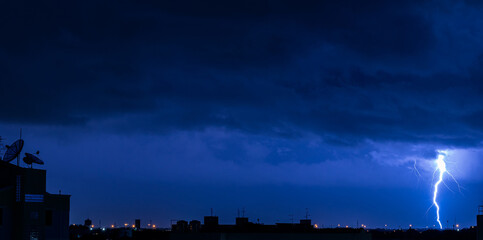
top-left (0, 160), bottom-right (70, 240)
top-left (478, 206), bottom-right (483, 240)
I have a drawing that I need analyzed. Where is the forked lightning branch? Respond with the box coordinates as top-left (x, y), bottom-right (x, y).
top-left (431, 150), bottom-right (460, 229)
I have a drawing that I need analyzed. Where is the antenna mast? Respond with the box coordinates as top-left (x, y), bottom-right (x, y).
top-left (0, 136), bottom-right (3, 160)
top-left (18, 128), bottom-right (22, 167)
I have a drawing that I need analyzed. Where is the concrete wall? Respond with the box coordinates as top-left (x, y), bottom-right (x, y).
top-left (45, 194), bottom-right (70, 240)
top-left (0, 175), bottom-right (15, 240)
top-left (0, 205), bottom-right (13, 240)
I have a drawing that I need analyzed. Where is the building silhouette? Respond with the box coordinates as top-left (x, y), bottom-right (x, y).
top-left (84, 219), bottom-right (92, 227)
top-left (478, 205), bottom-right (483, 240)
top-left (69, 211), bottom-right (482, 240)
top-left (169, 215), bottom-right (371, 240)
top-left (0, 160), bottom-right (70, 240)
top-left (135, 219), bottom-right (141, 229)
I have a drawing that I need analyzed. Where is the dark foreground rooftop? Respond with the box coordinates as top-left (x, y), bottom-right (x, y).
top-left (70, 225), bottom-right (477, 240)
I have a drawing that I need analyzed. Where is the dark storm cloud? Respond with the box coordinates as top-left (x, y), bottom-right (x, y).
top-left (4, 1), bottom-right (483, 227)
top-left (1, 0), bottom-right (482, 148)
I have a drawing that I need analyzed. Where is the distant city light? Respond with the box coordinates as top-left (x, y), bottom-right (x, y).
top-left (314, 224), bottom-right (318, 228)
top-left (111, 225), bottom-right (115, 228)
top-left (153, 224), bottom-right (156, 228)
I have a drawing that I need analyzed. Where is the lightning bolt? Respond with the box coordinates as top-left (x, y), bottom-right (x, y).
top-left (432, 153), bottom-right (446, 229)
top-left (426, 150), bottom-right (462, 230)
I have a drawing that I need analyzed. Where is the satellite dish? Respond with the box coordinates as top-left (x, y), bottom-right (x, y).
top-left (23, 153), bottom-right (44, 165)
top-left (2, 139), bottom-right (24, 163)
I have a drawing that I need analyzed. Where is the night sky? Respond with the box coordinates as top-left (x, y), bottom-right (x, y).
top-left (1, 0), bottom-right (483, 229)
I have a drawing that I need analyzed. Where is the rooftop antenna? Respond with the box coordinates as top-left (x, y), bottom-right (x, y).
top-left (18, 128), bottom-right (21, 166)
top-left (237, 209), bottom-right (240, 218)
top-left (0, 136), bottom-right (4, 160)
top-left (211, 208), bottom-right (213, 216)
top-left (242, 207), bottom-right (245, 218)
top-left (305, 208), bottom-right (310, 220)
